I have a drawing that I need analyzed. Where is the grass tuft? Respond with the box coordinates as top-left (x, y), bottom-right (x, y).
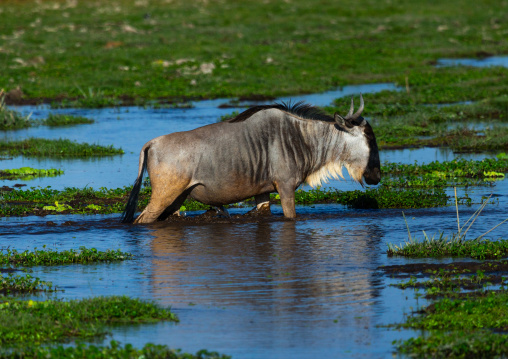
top-left (0, 138), bottom-right (123, 157)
top-left (0, 167), bottom-right (63, 180)
top-left (0, 246), bottom-right (133, 267)
top-left (44, 113), bottom-right (94, 126)
top-left (0, 91), bottom-right (32, 130)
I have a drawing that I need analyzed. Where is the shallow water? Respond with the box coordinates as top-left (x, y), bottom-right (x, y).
top-left (2, 200), bottom-right (508, 357)
top-left (436, 55), bottom-right (508, 68)
top-left (2, 84), bottom-right (508, 358)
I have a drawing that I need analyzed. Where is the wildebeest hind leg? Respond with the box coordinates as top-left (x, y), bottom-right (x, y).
top-left (134, 179), bottom-right (190, 224)
top-left (254, 193), bottom-right (271, 214)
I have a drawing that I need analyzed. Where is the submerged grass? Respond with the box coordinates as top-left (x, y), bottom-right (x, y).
top-left (0, 138), bottom-right (123, 157)
top-left (1, 341), bottom-right (230, 359)
top-left (0, 246), bottom-right (133, 266)
top-left (0, 296), bottom-right (177, 346)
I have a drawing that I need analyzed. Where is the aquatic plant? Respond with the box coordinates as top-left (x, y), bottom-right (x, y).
top-left (0, 138), bottom-right (124, 157)
top-left (0, 167), bottom-right (63, 180)
top-left (0, 296), bottom-right (177, 345)
top-left (0, 273), bottom-right (56, 294)
top-left (42, 201), bottom-right (73, 212)
top-left (387, 190), bottom-right (508, 258)
top-left (382, 156), bottom-right (508, 178)
top-left (0, 246), bottom-right (133, 266)
top-left (44, 113), bottom-right (94, 126)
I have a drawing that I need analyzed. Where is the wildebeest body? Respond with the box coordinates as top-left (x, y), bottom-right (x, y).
top-left (122, 100), bottom-right (380, 223)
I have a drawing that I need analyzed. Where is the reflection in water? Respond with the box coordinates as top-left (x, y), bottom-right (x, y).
top-left (140, 219), bottom-right (391, 357)
top-left (149, 220), bottom-right (383, 315)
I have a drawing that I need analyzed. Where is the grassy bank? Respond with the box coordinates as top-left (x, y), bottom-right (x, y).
top-left (0, 0), bottom-right (507, 105)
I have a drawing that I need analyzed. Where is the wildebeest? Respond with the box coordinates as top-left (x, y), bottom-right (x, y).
top-left (122, 95), bottom-right (380, 223)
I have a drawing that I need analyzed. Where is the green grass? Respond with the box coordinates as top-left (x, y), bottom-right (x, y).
top-left (0, 184), bottom-right (451, 217)
top-left (388, 237), bottom-right (508, 259)
top-left (1, 341), bottom-right (229, 359)
top-left (396, 330), bottom-right (508, 359)
top-left (0, 296), bottom-right (177, 346)
top-left (44, 113), bottom-right (94, 126)
top-left (0, 138), bottom-right (123, 157)
top-left (0, 94), bottom-right (32, 130)
top-left (401, 291), bottom-right (508, 331)
top-left (0, 246), bottom-right (132, 266)
top-left (0, 0), bottom-right (507, 105)
top-left (0, 167), bottom-right (63, 180)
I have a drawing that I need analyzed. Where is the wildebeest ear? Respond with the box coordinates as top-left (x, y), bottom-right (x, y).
top-left (359, 118), bottom-right (367, 127)
top-left (334, 112), bottom-right (347, 127)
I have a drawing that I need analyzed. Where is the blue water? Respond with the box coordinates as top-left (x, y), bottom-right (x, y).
top-left (1, 82), bottom-right (508, 358)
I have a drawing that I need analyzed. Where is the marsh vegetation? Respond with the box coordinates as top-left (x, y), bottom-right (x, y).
top-left (1, 0), bottom-right (508, 357)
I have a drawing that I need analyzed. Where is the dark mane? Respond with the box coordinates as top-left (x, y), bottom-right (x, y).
top-left (227, 101), bottom-right (334, 123)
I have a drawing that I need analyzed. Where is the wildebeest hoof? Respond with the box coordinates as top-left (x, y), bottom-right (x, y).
top-left (215, 206), bottom-right (231, 218)
top-left (245, 203), bottom-right (272, 217)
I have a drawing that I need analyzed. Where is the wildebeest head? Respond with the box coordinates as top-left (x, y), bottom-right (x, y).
top-left (334, 95), bottom-right (381, 185)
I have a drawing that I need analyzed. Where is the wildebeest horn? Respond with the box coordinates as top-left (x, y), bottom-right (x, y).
top-left (345, 93), bottom-right (364, 121)
top-left (346, 97), bottom-right (354, 118)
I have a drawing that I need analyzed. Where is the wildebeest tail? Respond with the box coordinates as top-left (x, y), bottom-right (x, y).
top-left (121, 145), bottom-right (149, 223)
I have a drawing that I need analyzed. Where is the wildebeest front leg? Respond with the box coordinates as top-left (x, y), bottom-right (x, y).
top-left (275, 182), bottom-right (296, 218)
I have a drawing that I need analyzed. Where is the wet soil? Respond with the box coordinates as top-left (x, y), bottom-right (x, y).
top-left (379, 260), bottom-right (508, 276)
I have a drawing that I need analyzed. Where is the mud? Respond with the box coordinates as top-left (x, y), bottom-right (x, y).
top-left (380, 260), bottom-right (508, 277)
